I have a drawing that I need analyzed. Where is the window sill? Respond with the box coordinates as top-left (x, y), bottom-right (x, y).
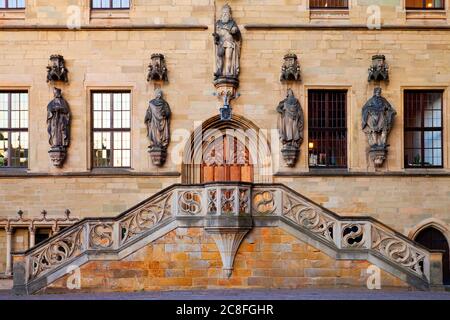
top-left (405, 10), bottom-right (447, 21)
top-left (309, 8), bottom-right (349, 20)
top-left (0, 9), bottom-right (25, 20)
top-left (90, 9), bottom-right (130, 20)
top-left (0, 168), bottom-right (28, 176)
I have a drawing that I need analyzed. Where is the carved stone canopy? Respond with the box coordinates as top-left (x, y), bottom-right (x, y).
top-left (147, 53), bottom-right (168, 82)
top-left (47, 55), bottom-right (68, 83)
top-left (361, 87), bottom-right (397, 167)
top-left (368, 55), bottom-right (389, 82)
top-left (280, 53), bottom-right (301, 82)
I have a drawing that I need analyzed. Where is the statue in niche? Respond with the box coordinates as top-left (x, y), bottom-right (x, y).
top-left (277, 89), bottom-right (304, 167)
top-left (47, 88), bottom-right (71, 167)
top-left (145, 89), bottom-right (171, 166)
top-left (368, 55), bottom-right (389, 82)
top-left (147, 53), bottom-right (168, 82)
top-left (362, 87), bottom-right (397, 167)
top-left (213, 4), bottom-right (241, 84)
top-left (47, 55), bottom-right (68, 83)
top-left (280, 54), bottom-right (301, 82)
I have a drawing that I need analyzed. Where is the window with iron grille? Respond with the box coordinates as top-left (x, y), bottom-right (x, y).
top-left (308, 90), bottom-right (347, 168)
top-left (0, 92), bottom-right (29, 168)
top-left (404, 90), bottom-right (443, 168)
top-left (310, 0), bottom-right (349, 9)
top-left (0, 0), bottom-right (25, 9)
top-left (91, 0), bottom-right (130, 9)
top-left (92, 92), bottom-right (131, 168)
top-left (405, 0), bottom-right (444, 9)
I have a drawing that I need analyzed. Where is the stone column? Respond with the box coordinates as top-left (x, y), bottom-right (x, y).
top-left (29, 227), bottom-right (35, 249)
top-left (5, 227), bottom-right (13, 276)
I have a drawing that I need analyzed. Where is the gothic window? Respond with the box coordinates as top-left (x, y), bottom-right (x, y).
top-left (405, 0), bottom-right (445, 9)
top-left (309, 0), bottom-right (348, 9)
top-left (0, 0), bottom-right (25, 9)
top-left (404, 90), bottom-right (443, 168)
top-left (308, 90), bottom-right (347, 168)
top-left (92, 92), bottom-right (131, 168)
top-left (91, 0), bottom-right (130, 9)
top-left (0, 92), bottom-right (29, 168)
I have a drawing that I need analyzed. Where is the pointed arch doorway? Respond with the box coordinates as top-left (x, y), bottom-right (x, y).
top-left (182, 114), bottom-right (272, 184)
top-left (414, 226), bottom-right (450, 285)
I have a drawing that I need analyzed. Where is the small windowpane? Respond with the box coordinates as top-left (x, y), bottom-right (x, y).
top-left (0, 0), bottom-right (25, 9)
top-left (404, 90), bottom-right (443, 168)
top-left (0, 92), bottom-right (28, 168)
top-left (92, 92), bottom-right (131, 168)
top-left (92, 0), bottom-right (130, 9)
top-left (310, 0), bottom-right (348, 9)
top-left (405, 0), bottom-right (444, 9)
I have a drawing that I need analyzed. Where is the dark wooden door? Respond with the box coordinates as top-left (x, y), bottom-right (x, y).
top-left (415, 227), bottom-right (450, 285)
top-left (201, 135), bottom-right (253, 183)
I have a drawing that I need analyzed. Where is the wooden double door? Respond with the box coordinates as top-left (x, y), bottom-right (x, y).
top-left (201, 135), bottom-right (253, 183)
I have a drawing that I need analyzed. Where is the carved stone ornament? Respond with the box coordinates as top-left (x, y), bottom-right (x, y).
top-left (145, 89), bottom-right (171, 166)
top-left (47, 55), bottom-right (68, 83)
top-left (362, 87), bottom-right (397, 167)
top-left (213, 4), bottom-right (241, 87)
top-left (280, 53), bottom-right (301, 82)
top-left (147, 53), bottom-right (168, 82)
top-left (214, 87), bottom-right (239, 121)
top-left (277, 89), bottom-right (304, 167)
top-left (47, 88), bottom-right (71, 167)
top-left (368, 55), bottom-right (389, 82)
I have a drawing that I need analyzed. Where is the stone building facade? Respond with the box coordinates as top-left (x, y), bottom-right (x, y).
top-left (0, 0), bottom-right (449, 293)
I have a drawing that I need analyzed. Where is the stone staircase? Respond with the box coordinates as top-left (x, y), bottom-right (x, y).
top-left (12, 182), bottom-right (444, 294)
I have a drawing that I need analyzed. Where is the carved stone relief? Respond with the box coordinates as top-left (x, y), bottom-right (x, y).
top-left (47, 55), bottom-right (68, 83)
top-left (368, 54), bottom-right (389, 82)
top-left (280, 53), bottom-right (301, 82)
top-left (147, 53), bottom-right (168, 82)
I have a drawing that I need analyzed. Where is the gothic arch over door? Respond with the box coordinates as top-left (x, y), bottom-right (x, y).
top-left (182, 114), bottom-right (272, 184)
top-left (414, 226), bottom-right (450, 285)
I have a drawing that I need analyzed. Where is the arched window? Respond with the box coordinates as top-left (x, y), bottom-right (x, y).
top-left (414, 226), bottom-right (450, 285)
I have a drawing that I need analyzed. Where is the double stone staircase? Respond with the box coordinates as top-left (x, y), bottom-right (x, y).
top-left (12, 182), bottom-right (444, 294)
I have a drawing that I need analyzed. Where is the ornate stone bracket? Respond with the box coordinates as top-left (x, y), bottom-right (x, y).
top-left (206, 226), bottom-right (250, 278)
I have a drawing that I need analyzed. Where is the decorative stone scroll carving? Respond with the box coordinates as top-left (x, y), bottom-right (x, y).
top-left (280, 54), bottom-right (301, 82)
top-left (342, 223), bottom-right (366, 248)
top-left (253, 190), bottom-right (276, 215)
top-left (89, 223), bottom-right (114, 249)
top-left (120, 193), bottom-right (172, 245)
top-left (47, 55), bottom-right (68, 83)
top-left (362, 87), bottom-right (397, 167)
top-left (147, 53), bottom-right (168, 82)
top-left (30, 226), bottom-right (83, 279)
top-left (368, 55), bottom-right (389, 82)
top-left (178, 191), bottom-right (202, 215)
top-left (47, 88), bottom-right (71, 167)
top-left (277, 89), bottom-right (304, 167)
top-left (145, 89), bottom-right (171, 166)
top-left (213, 4), bottom-right (241, 87)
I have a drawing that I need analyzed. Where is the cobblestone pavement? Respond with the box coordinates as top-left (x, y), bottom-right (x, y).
top-left (1, 288), bottom-right (450, 300)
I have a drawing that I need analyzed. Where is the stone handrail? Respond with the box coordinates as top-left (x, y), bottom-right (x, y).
top-left (12, 182), bottom-right (441, 294)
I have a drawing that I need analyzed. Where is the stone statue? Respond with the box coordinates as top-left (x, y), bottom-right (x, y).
top-left (47, 88), bottom-right (71, 167)
top-left (147, 53), bottom-right (168, 82)
top-left (145, 89), bottom-right (171, 166)
top-left (213, 4), bottom-right (241, 83)
top-left (47, 55), bottom-right (68, 83)
top-left (362, 87), bottom-right (396, 167)
top-left (277, 89), bottom-right (304, 167)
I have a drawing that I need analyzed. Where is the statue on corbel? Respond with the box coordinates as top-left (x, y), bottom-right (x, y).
top-left (277, 89), bottom-right (304, 167)
top-left (145, 89), bottom-right (171, 166)
top-left (47, 88), bottom-right (71, 168)
top-left (362, 87), bottom-right (397, 167)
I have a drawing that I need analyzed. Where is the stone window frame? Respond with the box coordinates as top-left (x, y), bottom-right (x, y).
top-left (90, 90), bottom-right (133, 170)
top-left (308, 0), bottom-right (351, 21)
top-left (90, 0), bottom-right (132, 21)
top-left (402, 88), bottom-right (445, 169)
top-left (0, 0), bottom-right (25, 10)
top-left (405, 0), bottom-right (445, 10)
top-left (305, 86), bottom-right (350, 171)
top-left (0, 90), bottom-right (29, 170)
top-left (0, 0), bottom-right (26, 21)
top-left (403, 0), bottom-right (448, 21)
